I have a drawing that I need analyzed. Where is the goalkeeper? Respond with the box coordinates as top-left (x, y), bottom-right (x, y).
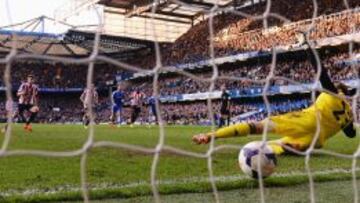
top-left (192, 41), bottom-right (357, 155)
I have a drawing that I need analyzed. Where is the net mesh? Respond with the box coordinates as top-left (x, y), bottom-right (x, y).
top-left (1, 0), bottom-right (360, 202)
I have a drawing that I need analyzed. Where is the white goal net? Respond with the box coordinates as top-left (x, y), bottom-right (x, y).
top-left (1, 0), bottom-right (360, 203)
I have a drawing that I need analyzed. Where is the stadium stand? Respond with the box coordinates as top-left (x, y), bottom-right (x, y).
top-left (133, 0), bottom-right (360, 68)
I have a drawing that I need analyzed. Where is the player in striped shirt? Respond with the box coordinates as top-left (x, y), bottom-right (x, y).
top-left (1, 99), bottom-right (15, 134)
top-left (130, 89), bottom-right (145, 126)
top-left (80, 84), bottom-right (99, 128)
top-left (17, 75), bottom-right (39, 132)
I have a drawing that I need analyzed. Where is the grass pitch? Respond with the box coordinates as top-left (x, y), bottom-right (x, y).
top-left (0, 124), bottom-right (359, 202)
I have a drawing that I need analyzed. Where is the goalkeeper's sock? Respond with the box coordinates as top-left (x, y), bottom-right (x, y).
top-left (212, 123), bottom-right (253, 138)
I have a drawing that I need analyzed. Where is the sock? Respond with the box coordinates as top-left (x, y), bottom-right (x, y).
top-left (27, 112), bottom-right (37, 125)
top-left (211, 123), bottom-right (252, 138)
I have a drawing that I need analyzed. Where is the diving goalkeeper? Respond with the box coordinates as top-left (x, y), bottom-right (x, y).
top-left (192, 41), bottom-right (357, 155)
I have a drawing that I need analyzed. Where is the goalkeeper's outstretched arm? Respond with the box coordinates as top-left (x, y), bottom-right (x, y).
top-left (304, 39), bottom-right (338, 94)
top-left (192, 122), bottom-right (264, 144)
top-left (304, 36), bottom-right (356, 138)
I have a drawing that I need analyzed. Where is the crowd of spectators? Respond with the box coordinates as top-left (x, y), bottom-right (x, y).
top-left (134, 0), bottom-right (360, 68)
top-left (215, 10), bottom-right (360, 54)
top-left (129, 49), bottom-right (359, 97)
top-left (1, 47), bottom-right (356, 95)
top-left (0, 62), bottom-right (121, 89)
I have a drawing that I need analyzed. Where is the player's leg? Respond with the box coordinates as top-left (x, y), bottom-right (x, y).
top-left (1, 119), bottom-right (8, 134)
top-left (109, 105), bottom-right (118, 125)
top-left (136, 107), bottom-right (141, 122)
top-left (153, 108), bottom-right (158, 125)
top-left (1, 110), bottom-right (10, 134)
top-left (130, 106), bottom-right (135, 124)
top-left (131, 106), bottom-right (140, 124)
top-left (92, 106), bottom-right (98, 125)
top-left (82, 107), bottom-right (90, 127)
top-left (226, 111), bottom-right (231, 126)
top-left (26, 106), bottom-right (39, 127)
top-left (118, 106), bottom-right (122, 125)
top-left (21, 105), bottom-right (36, 132)
top-left (218, 115), bottom-right (225, 128)
top-left (18, 104), bottom-right (27, 123)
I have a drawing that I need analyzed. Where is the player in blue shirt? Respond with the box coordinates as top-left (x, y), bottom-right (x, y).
top-left (147, 96), bottom-right (158, 125)
top-left (110, 84), bottom-right (124, 125)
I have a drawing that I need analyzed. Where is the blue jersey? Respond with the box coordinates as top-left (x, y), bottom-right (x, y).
top-left (112, 90), bottom-right (124, 106)
top-left (148, 97), bottom-right (157, 115)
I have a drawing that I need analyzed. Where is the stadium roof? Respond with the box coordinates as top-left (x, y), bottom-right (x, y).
top-left (99, 0), bottom-right (236, 24)
top-left (0, 16), bottom-right (157, 59)
top-left (98, 0), bottom-right (261, 41)
top-left (53, 0), bottom-right (260, 42)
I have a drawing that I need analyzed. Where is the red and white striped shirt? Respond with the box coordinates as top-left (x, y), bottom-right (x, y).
top-left (17, 82), bottom-right (39, 105)
top-left (130, 91), bottom-right (145, 106)
top-left (80, 88), bottom-right (99, 108)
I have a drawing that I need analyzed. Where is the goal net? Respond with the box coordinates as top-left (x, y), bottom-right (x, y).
top-left (1, 0), bottom-right (360, 202)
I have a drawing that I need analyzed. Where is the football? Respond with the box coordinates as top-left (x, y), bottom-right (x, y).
top-left (239, 141), bottom-right (277, 179)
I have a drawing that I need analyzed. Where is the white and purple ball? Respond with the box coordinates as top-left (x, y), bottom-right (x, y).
top-left (238, 141), bottom-right (277, 179)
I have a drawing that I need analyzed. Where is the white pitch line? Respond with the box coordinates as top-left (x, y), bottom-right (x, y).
top-left (0, 167), bottom-right (359, 198)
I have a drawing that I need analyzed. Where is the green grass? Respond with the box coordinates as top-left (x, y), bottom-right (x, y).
top-left (77, 179), bottom-right (360, 203)
top-left (0, 124), bottom-right (359, 202)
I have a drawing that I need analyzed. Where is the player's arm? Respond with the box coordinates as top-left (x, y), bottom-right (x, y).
top-left (94, 91), bottom-right (99, 105)
top-left (33, 86), bottom-right (39, 106)
top-left (80, 91), bottom-right (85, 103)
top-left (227, 92), bottom-right (231, 110)
top-left (17, 84), bottom-right (25, 96)
top-left (304, 39), bottom-right (338, 94)
top-left (111, 92), bottom-right (115, 105)
top-left (192, 123), bottom-right (257, 144)
top-left (304, 39), bottom-right (357, 138)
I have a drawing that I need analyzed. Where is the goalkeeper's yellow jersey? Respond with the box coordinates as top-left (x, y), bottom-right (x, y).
top-left (304, 92), bottom-right (353, 145)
